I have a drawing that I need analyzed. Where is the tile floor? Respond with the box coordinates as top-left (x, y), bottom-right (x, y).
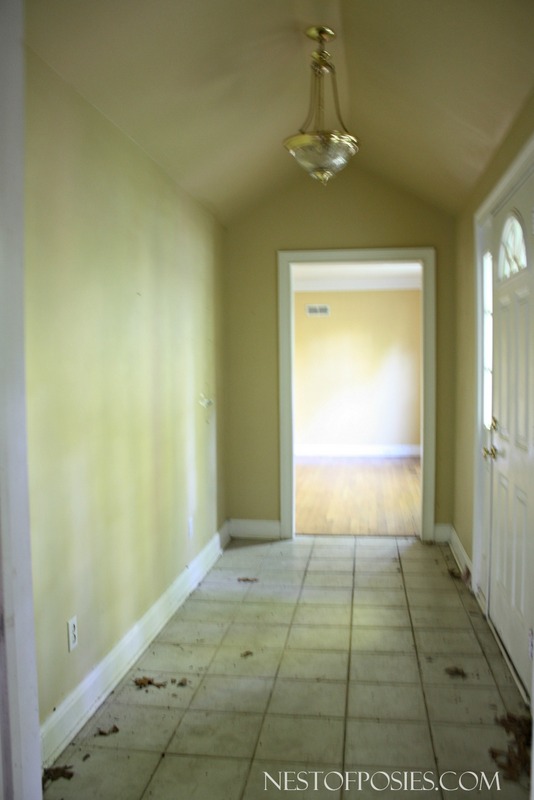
top-left (44, 536), bottom-right (531, 799)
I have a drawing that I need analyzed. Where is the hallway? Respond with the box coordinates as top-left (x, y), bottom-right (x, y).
top-left (44, 537), bottom-right (530, 799)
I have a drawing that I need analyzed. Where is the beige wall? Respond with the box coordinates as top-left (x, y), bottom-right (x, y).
top-left (294, 290), bottom-right (422, 454)
top-left (224, 167), bottom-right (456, 522)
top-left (453, 87), bottom-right (534, 559)
top-left (25, 52), bottom-right (225, 722)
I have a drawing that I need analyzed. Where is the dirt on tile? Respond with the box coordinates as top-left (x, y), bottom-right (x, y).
top-left (42, 765), bottom-right (74, 789)
top-left (134, 676), bottom-right (167, 690)
top-left (96, 724), bottom-right (119, 737)
top-left (489, 712), bottom-right (532, 781)
top-left (445, 666), bottom-right (467, 679)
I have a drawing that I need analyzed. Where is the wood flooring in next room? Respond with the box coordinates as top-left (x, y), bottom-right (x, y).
top-left (295, 457), bottom-right (421, 536)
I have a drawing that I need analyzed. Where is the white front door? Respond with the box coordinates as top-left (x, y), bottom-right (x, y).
top-left (489, 171), bottom-right (534, 690)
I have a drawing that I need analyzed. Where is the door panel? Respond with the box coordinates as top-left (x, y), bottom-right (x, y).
top-left (515, 290), bottom-right (529, 449)
top-left (489, 171), bottom-right (534, 691)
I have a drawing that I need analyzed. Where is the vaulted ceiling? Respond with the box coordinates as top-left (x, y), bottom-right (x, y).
top-left (25, 0), bottom-right (534, 223)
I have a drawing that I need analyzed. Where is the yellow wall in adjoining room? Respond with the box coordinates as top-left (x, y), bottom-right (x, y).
top-left (223, 167), bottom-right (456, 523)
top-left (294, 290), bottom-right (422, 453)
top-left (25, 51), bottom-right (225, 723)
top-left (453, 87), bottom-right (534, 560)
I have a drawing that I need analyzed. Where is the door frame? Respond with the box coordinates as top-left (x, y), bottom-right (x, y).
top-left (278, 247), bottom-right (436, 540)
top-left (0, 0), bottom-right (42, 796)
top-left (472, 132), bottom-right (534, 612)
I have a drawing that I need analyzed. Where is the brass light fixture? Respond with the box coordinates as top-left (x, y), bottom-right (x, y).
top-left (284, 26), bottom-right (359, 185)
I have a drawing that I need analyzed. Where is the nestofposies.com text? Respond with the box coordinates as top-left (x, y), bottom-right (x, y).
top-left (263, 770), bottom-right (502, 793)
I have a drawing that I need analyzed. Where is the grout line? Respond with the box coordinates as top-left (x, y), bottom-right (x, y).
top-left (237, 539), bottom-right (314, 800)
top-left (397, 537), bottom-right (445, 800)
top-left (340, 540), bottom-right (357, 798)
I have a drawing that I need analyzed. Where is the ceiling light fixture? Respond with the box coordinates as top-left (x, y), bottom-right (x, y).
top-left (284, 26), bottom-right (359, 185)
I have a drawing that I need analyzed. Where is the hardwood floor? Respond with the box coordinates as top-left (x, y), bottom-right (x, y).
top-left (295, 456), bottom-right (421, 536)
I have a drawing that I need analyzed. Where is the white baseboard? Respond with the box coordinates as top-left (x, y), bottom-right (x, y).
top-left (227, 519), bottom-right (282, 540)
top-left (295, 444), bottom-right (421, 458)
top-left (448, 526), bottom-right (473, 577)
top-left (218, 519), bottom-right (232, 549)
top-left (41, 527), bottom-right (227, 766)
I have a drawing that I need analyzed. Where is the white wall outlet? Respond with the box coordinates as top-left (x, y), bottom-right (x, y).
top-left (67, 616), bottom-right (78, 652)
top-left (188, 516), bottom-right (194, 540)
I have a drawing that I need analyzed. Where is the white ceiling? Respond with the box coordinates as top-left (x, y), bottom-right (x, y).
top-left (25, 0), bottom-right (534, 223)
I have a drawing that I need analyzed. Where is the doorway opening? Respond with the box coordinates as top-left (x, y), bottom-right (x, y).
top-left (278, 248), bottom-right (436, 540)
top-left (293, 268), bottom-right (422, 536)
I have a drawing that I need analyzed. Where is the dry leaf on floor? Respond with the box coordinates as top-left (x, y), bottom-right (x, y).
top-left (96, 724), bottom-right (119, 737)
top-left (241, 650), bottom-right (253, 658)
top-left (177, 677), bottom-right (189, 686)
top-left (445, 666), bottom-right (467, 678)
top-left (42, 765), bottom-right (74, 789)
top-left (237, 577), bottom-right (258, 583)
top-left (134, 676), bottom-right (167, 689)
top-left (489, 713), bottom-right (532, 781)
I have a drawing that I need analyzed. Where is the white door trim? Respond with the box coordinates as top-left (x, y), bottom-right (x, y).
top-left (278, 247), bottom-right (436, 540)
top-left (0, 1), bottom-right (43, 797)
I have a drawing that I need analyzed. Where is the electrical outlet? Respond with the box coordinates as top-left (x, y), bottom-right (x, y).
top-left (67, 616), bottom-right (78, 652)
top-left (188, 516), bottom-right (194, 540)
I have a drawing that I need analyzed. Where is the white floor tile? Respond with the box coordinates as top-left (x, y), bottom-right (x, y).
top-left (144, 754), bottom-right (250, 800)
top-left (348, 682), bottom-right (426, 720)
top-left (418, 654), bottom-right (496, 686)
top-left (345, 720), bottom-right (435, 767)
top-left (278, 649), bottom-right (349, 681)
top-left (286, 624), bottom-right (350, 651)
top-left (256, 715), bottom-right (345, 763)
top-left (191, 674), bottom-right (274, 713)
top-left (351, 628), bottom-right (415, 653)
top-left (350, 653), bottom-right (421, 684)
top-left (137, 642), bottom-right (216, 673)
top-left (208, 644), bottom-right (283, 677)
top-left (167, 709), bottom-right (263, 757)
top-left (414, 629), bottom-right (483, 655)
top-left (268, 677), bottom-right (347, 717)
top-left (425, 685), bottom-right (506, 723)
top-left (43, 745), bottom-right (159, 800)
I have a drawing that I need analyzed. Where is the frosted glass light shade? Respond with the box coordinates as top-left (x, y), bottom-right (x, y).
top-left (284, 131), bottom-right (359, 185)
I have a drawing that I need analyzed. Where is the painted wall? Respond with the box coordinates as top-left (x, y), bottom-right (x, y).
top-left (224, 166), bottom-right (456, 523)
top-left (25, 52), bottom-right (225, 723)
top-left (293, 290), bottom-right (422, 455)
top-left (453, 87), bottom-right (534, 559)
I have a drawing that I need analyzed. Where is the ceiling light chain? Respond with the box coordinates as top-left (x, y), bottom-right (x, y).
top-left (284, 26), bottom-right (359, 185)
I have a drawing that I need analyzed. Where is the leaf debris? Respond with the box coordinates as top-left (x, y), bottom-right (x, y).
top-left (241, 650), bottom-right (253, 658)
top-left (134, 676), bottom-right (167, 690)
top-left (96, 724), bottom-right (120, 737)
top-left (42, 765), bottom-right (74, 789)
top-left (238, 577), bottom-right (258, 583)
top-left (489, 713), bottom-right (531, 781)
top-left (445, 666), bottom-right (467, 679)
